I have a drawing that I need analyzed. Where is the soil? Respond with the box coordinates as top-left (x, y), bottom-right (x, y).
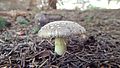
top-left (0, 9), bottom-right (120, 68)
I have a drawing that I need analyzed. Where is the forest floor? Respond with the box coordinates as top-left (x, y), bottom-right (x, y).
top-left (0, 9), bottom-right (120, 68)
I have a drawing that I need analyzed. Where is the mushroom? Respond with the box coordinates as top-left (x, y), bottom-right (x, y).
top-left (38, 21), bottom-right (86, 55)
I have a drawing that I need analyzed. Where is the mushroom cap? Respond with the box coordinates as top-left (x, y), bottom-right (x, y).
top-left (38, 21), bottom-right (86, 38)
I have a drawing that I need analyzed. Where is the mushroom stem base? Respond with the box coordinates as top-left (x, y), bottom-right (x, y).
top-left (55, 37), bottom-right (66, 55)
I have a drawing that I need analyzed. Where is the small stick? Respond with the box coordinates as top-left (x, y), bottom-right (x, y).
top-left (38, 59), bottom-right (48, 68)
top-left (8, 56), bottom-right (12, 68)
top-left (0, 39), bottom-right (5, 43)
top-left (32, 58), bottom-right (37, 67)
top-left (46, 39), bottom-right (54, 46)
top-left (38, 39), bottom-right (45, 45)
top-left (50, 65), bottom-right (59, 68)
top-left (8, 56), bottom-right (12, 64)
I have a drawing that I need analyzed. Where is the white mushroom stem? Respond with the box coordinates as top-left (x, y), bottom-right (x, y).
top-left (55, 37), bottom-right (67, 55)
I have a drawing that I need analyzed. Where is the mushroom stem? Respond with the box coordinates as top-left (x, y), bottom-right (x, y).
top-left (55, 37), bottom-right (66, 55)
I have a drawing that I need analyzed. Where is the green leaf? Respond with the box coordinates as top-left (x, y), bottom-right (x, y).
top-left (16, 16), bottom-right (29, 26)
top-left (19, 20), bottom-right (29, 25)
top-left (0, 16), bottom-right (7, 30)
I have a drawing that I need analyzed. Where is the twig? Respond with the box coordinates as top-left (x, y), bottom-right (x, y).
top-left (38, 39), bottom-right (45, 45)
top-left (6, 44), bottom-right (19, 56)
top-left (66, 51), bottom-right (89, 63)
top-left (50, 65), bottom-right (59, 68)
top-left (46, 39), bottom-right (54, 46)
top-left (0, 43), bottom-right (19, 60)
top-left (8, 56), bottom-right (12, 64)
top-left (75, 55), bottom-right (90, 63)
top-left (8, 56), bottom-right (12, 68)
top-left (26, 49), bottom-right (48, 59)
top-left (70, 62), bottom-right (78, 68)
top-left (38, 59), bottom-right (48, 68)
top-left (0, 39), bottom-right (5, 43)
top-left (20, 53), bottom-right (26, 68)
top-left (32, 58), bottom-right (37, 67)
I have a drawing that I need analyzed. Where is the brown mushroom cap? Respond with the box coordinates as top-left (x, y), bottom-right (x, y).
top-left (38, 21), bottom-right (86, 38)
